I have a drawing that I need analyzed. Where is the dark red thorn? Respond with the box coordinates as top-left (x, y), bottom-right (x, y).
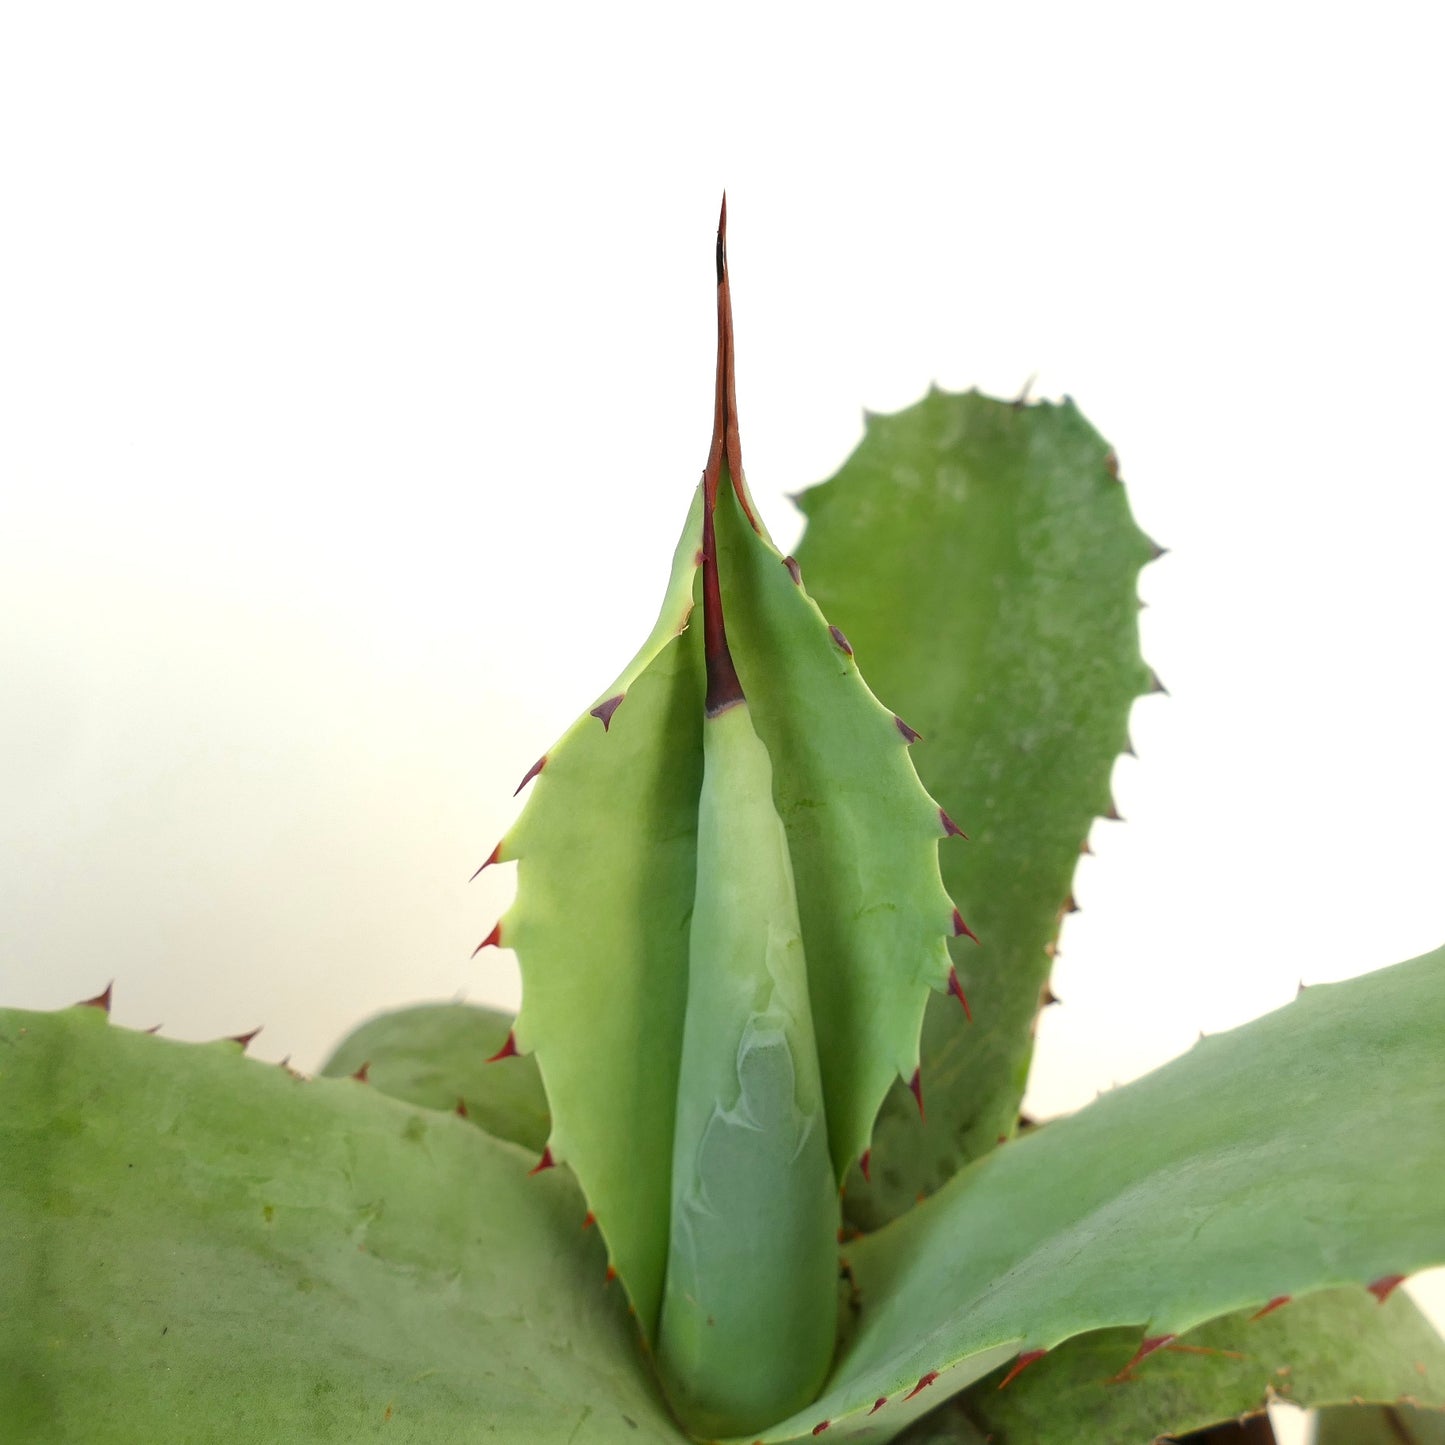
top-left (952, 908), bottom-right (980, 944)
top-left (1113, 1334), bottom-right (1175, 1381)
top-left (228, 1026), bottom-right (262, 1051)
top-left (472, 922), bottom-right (503, 957)
top-left (486, 1029), bottom-right (519, 1063)
top-left (589, 693), bottom-right (625, 732)
top-left (811, 1422), bottom-right (830, 1436)
top-left (904, 1371), bottom-right (939, 1401)
top-left (908, 1068), bottom-right (925, 1121)
top-left (79, 982), bottom-right (113, 1014)
top-left (529, 1147), bottom-right (555, 1176)
top-left (894, 715), bottom-right (922, 744)
top-left (455, 1097), bottom-right (469, 1118)
top-left (859, 1149), bottom-right (872, 1183)
top-left (469, 842), bottom-right (503, 881)
top-left (605, 1264), bottom-right (617, 1283)
top-left (868, 1398), bottom-right (887, 1416)
top-left (514, 755), bottom-right (546, 796)
top-left (1148, 669), bottom-right (1169, 696)
top-left (939, 807), bottom-right (967, 839)
top-left (582, 1211), bottom-right (596, 1230)
top-left (1250, 1295), bottom-right (1291, 1321)
top-left (829, 625), bottom-right (853, 656)
top-left (998, 1349), bottom-right (1047, 1390)
top-left (351, 1061), bottom-right (371, 1083)
top-left (783, 555), bottom-right (803, 585)
top-left (947, 967), bottom-right (973, 1022)
top-left (1368, 1273), bottom-right (1407, 1305)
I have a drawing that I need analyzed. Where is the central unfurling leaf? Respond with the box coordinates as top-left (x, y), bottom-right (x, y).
top-left (482, 200), bottom-right (961, 1434)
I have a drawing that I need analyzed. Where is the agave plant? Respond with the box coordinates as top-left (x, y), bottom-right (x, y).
top-left (5, 204), bottom-right (1443, 1445)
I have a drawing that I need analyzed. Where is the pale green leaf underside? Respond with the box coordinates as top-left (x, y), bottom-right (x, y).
top-left (319, 1000), bottom-right (548, 1153)
top-left (1313, 1403), bottom-right (1445, 1444)
top-left (0, 1006), bottom-right (682, 1444)
top-left (953, 1287), bottom-right (1445, 1444)
top-left (742, 947), bottom-right (1445, 1442)
top-left (715, 474), bottom-right (956, 1180)
top-left (794, 390), bottom-right (1155, 1227)
top-left (503, 462), bottom-right (959, 1334)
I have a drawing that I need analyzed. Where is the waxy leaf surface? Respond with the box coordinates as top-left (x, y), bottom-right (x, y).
top-left (319, 1000), bottom-right (548, 1153)
top-left (949, 1286), bottom-right (1445, 1444)
top-left (0, 1005), bottom-right (683, 1444)
top-left (793, 390), bottom-right (1155, 1227)
top-left (739, 947), bottom-right (1445, 1442)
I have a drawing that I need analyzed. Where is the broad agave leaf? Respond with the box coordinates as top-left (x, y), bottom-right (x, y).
top-left (319, 1000), bottom-right (548, 1153)
top-left (937, 1286), bottom-right (1445, 1443)
top-left (0, 1002), bottom-right (685, 1444)
top-left (793, 388), bottom-right (1158, 1229)
top-left (484, 201), bottom-right (958, 1432)
top-left (734, 946), bottom-right (1445, 1442)
top-left (1312, 1403), bottom-right (1445, 1444)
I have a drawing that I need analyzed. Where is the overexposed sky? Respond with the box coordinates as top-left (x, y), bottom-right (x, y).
top-left (3, 3), bottom-right (1442, 1338)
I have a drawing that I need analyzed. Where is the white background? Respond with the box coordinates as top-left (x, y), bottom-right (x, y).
top-left (2, 0), bottom-right (1442, 1391)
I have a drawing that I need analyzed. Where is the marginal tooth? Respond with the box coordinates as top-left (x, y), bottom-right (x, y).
top-left (894, 715), bottom-right (923, 744)
top-left (1111, 1334), bottom-right (1175, 1382)
top-left (486, 1029), bottom-right (520, 1063)
top-left (783, 555), bottom-right (803, 585)
top-left (528, 1147), bottom-right (556, 1176)
top-left (828, 625), bottom-right (853, 656)
top-left (1147, 669), bottom-right (1169, 696)
top-left (859, 1149), bottom-right (872, 1183)
top-left (952, 908), bottom-right (980, 944)
top-left (513, 755), bottom-right (547, 796)
top-left (1103, 449), bottom-right (1120, 479)
top-left (589, 693), bottom-right (625, 732)
top-left (1368, 1274), bottom-right (1407, 1305)
top-left (227, 1027), bottom-right (263, 1051)
top-left (903, 1371), bottom-right (939, 1400)
top-left (78, 983), bottom-right (114, 1014)
top-left (469, 842), bottom-right (503, 881)
top-left (351, 1061), bottom-right (371, 1084)
top-left (472, 922), bottom-right (504, 957)
top-left (1250, 1296), bottom-right (1291, 1321)
top-left (908, 1068), bottom-right (925, 1121)
top-left (998, 1349), bottom-right (1048, 1390)
top-left (939, 807), bottom-right (967, 839)
top-left (868, 1398), bottom-right (887, 1416)
top-left (946, 967), bottom-right (973, 1021)
top-left (582, 1211), bottom-right (596, 1230)
top-left (455, 1098), bottom-right (469, 1118)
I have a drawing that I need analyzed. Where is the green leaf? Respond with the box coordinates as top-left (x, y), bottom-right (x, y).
top-left (0, 1004), bottom-right (683, 1444)
top-left (739, 946), bottom-right (1445, 1442)
top-left (1312, 1403), bottom-right (1445, 1444)
top-left (318, 1001), bottom-right (549, 1153)
top-left (951, 1287), bottom-right (1445, 1444)
top-left (793, 389), bottom-right (1156, 1227)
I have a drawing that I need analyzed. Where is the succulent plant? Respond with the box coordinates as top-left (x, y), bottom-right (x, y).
top-left (5, 203), bottom-right (1443, 1445)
